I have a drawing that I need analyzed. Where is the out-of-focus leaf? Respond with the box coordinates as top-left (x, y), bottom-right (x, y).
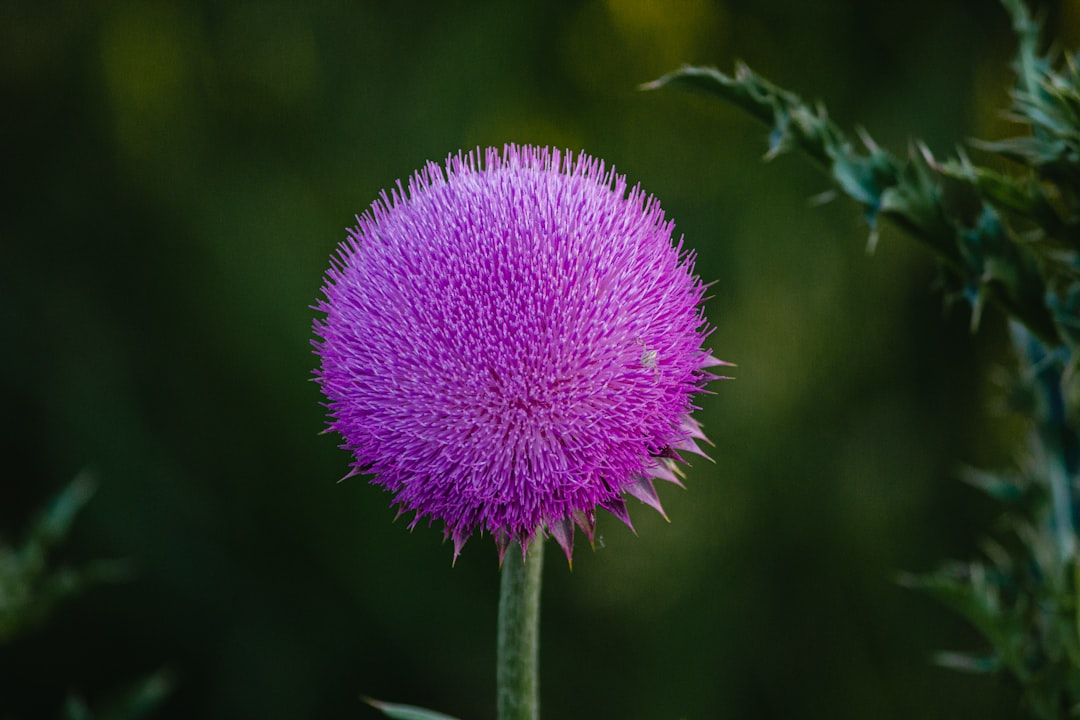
top-left (31, 471), bottom-right (98, 552)
top-left (958, 467), bottom-right (1028, 504)
top-left (934, 651), bottom-right (1001, 674)
top-left (63, 696), bottom-right (94, 720)
top-left (365, 698), bottom-right (463, 720)
top-left (96, 669), bottom-right (176, 720)
top-left (62, 669), bottom-right (173, 720)
top-left (0, 473), bottom-right (131, 644)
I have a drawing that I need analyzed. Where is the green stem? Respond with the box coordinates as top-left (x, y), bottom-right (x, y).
top-left (496, 539), bottom-right (543, 720)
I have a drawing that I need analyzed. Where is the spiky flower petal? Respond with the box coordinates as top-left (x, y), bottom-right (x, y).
top-left (314, 144), bottom-right (724, 562)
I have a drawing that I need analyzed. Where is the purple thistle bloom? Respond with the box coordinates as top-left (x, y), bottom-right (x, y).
top-left (314, 144), bottom-right (727, 563)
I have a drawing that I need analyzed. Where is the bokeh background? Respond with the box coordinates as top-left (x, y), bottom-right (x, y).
top-left (4, 0), bottom-right (1080, 718)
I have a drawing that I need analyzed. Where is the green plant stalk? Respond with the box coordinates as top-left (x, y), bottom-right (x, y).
top-left (496, 540), bottom-right (543, 720)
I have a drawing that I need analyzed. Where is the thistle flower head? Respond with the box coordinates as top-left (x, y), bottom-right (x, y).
top-left (314, 144), bottom-right (726, 563)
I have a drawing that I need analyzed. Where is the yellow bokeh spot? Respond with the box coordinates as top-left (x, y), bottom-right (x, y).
top-left (99, 2), bottom-right (202, 162)
top-left (604, 0), bottom-right (725, 69)
top-left (100, 3), bottom-right (195, 117)
top-left (560, 0), bottom-right (727, 96)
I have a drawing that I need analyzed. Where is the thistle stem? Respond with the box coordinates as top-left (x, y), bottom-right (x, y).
top-left (496, 539), bottom-right (543, 720)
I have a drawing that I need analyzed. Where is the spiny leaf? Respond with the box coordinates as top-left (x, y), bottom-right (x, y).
top-left (644, 62), bottom-right (1061, 346)
top-left (938, 158), bottom-right (1068, 238)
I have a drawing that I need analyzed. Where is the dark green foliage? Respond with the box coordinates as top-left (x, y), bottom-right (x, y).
top-left (0, 473), bottom-right (130, 645)
top-left (0, 476), bottom-right (173, 719)
top-left (649, 0), bottom-right (1080, 716)
top-left (905, 325), bottom-right (1080, 719)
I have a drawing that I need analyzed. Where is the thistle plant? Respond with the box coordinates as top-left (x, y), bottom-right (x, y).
top-left (647, 0), bottom-right (1080, 716)
top-left (313, 144), bottom-right (725, 719)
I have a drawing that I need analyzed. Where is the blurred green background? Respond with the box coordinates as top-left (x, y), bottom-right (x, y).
top-left (4, 0), bottom-right (1079, 718)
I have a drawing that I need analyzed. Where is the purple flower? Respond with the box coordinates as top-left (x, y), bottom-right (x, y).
top-left (314, 144), bottom-right (726, 563)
